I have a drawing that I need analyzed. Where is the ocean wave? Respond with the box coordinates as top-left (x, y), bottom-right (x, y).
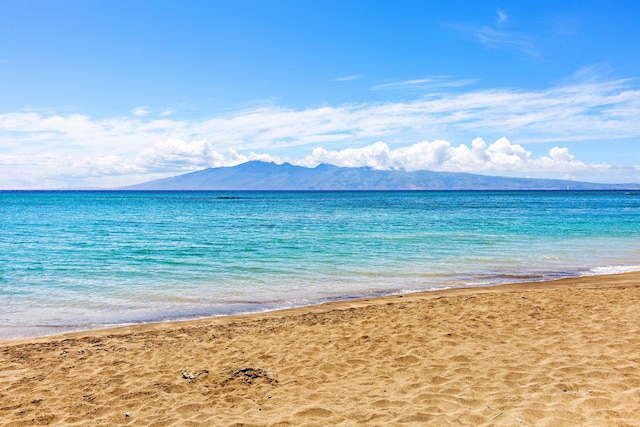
top-left (580, 265), bottom-right (640, 276)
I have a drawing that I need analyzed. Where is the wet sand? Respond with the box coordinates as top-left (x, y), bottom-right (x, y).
top-left (2, 272), bottom-right (640, 426)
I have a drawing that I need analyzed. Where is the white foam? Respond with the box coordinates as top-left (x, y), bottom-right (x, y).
top-left (581, 265), bottom-right (640, 276)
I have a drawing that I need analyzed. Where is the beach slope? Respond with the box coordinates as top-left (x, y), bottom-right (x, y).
top-left (2, 273), bottom-right (640, 426)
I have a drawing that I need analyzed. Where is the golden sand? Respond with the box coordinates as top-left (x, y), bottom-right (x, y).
top-left (2, 272), bottom-right (640, 426)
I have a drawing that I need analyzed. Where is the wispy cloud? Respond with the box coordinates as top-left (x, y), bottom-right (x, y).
top-left (496, 9), bottom-right (508, 24)
top-left (158, 103), bottom-right (191, 117)
top-left (371, 77), bottom-right (477, 91)
top-left (1, 77), bottom-right (639, 187)
top-left (132, 107), bottom-right (150, 116)
top-left (332, 75), bottom-right (361, 82)
top-left (567, 64), bottom-right (619, 85)
top-left (469, 26), bottom-right (538, 58)
top-left (449, 10), bottom-right (539, 59)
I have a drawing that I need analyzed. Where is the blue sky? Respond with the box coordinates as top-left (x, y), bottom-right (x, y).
top-left (1, 0), bottom-right (639, 188)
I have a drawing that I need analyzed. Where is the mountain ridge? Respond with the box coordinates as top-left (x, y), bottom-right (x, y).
top-left (121, 161), bottom-right (640, 191)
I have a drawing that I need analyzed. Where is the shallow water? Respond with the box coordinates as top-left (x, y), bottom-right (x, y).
top-left (1, 190), bottom-right (639, 339)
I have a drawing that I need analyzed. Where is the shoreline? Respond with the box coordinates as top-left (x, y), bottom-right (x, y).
top-left (3, 268), bottom-right (639, 343)
top-left (2, 272), bottom-right (640, 425)
top-left (2, 270), bottom-right (638, 345)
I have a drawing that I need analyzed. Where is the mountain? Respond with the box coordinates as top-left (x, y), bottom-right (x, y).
top-left (121, 161), bottom-right (640, 191)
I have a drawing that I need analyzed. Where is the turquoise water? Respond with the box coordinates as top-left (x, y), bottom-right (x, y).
top-left (1, 190), bottom-right (639, 339)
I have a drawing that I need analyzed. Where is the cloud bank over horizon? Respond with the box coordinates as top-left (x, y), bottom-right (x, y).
top-left (0, 134), bottom-right (631, 188)
top-left (1, 77), bottom-right (639, 188)
top-left (297, 138), bottom-right (599, 173)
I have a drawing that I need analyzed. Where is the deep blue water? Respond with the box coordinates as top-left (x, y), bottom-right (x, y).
top-left (1, 190), bottom-right (639, 339)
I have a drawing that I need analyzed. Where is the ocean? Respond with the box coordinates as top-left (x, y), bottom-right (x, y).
top-left (1, 190), bottom-right (639, 339)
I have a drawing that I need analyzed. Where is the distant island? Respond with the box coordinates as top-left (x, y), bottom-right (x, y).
top-left (121, 161), bottom-right (640, 191)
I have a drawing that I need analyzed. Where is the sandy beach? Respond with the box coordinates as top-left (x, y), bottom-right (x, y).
top-left (1, 272), bottom-right (640, 426)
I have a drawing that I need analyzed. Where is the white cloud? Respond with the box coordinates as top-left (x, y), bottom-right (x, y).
top-left (296, 137), bottom-right (596, 174)
top-left (332, 75), bottom-right (361, 82)
top-left (370, 77), bottom-right (477, 91)
top-left (133, 107), bottom-right (150, 116)
top-left (474, 27), bottom-right (538, 58)
top-left (134, 138), bottom-right (279, 172)
top-left (62, 139), bottom-right (283, 179)
top-left (0, 77), bottom-right (639, 187)
top-left (19, 137), bottom-right (600, 180)
top-left (450, 12), bottom-right (538, 58)
top-left (0, 135), bottom-right (635, 188)
top-left (497, 9), bottom-right (508, 24)
top-left (2, 78), bottom-right (638, 154)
